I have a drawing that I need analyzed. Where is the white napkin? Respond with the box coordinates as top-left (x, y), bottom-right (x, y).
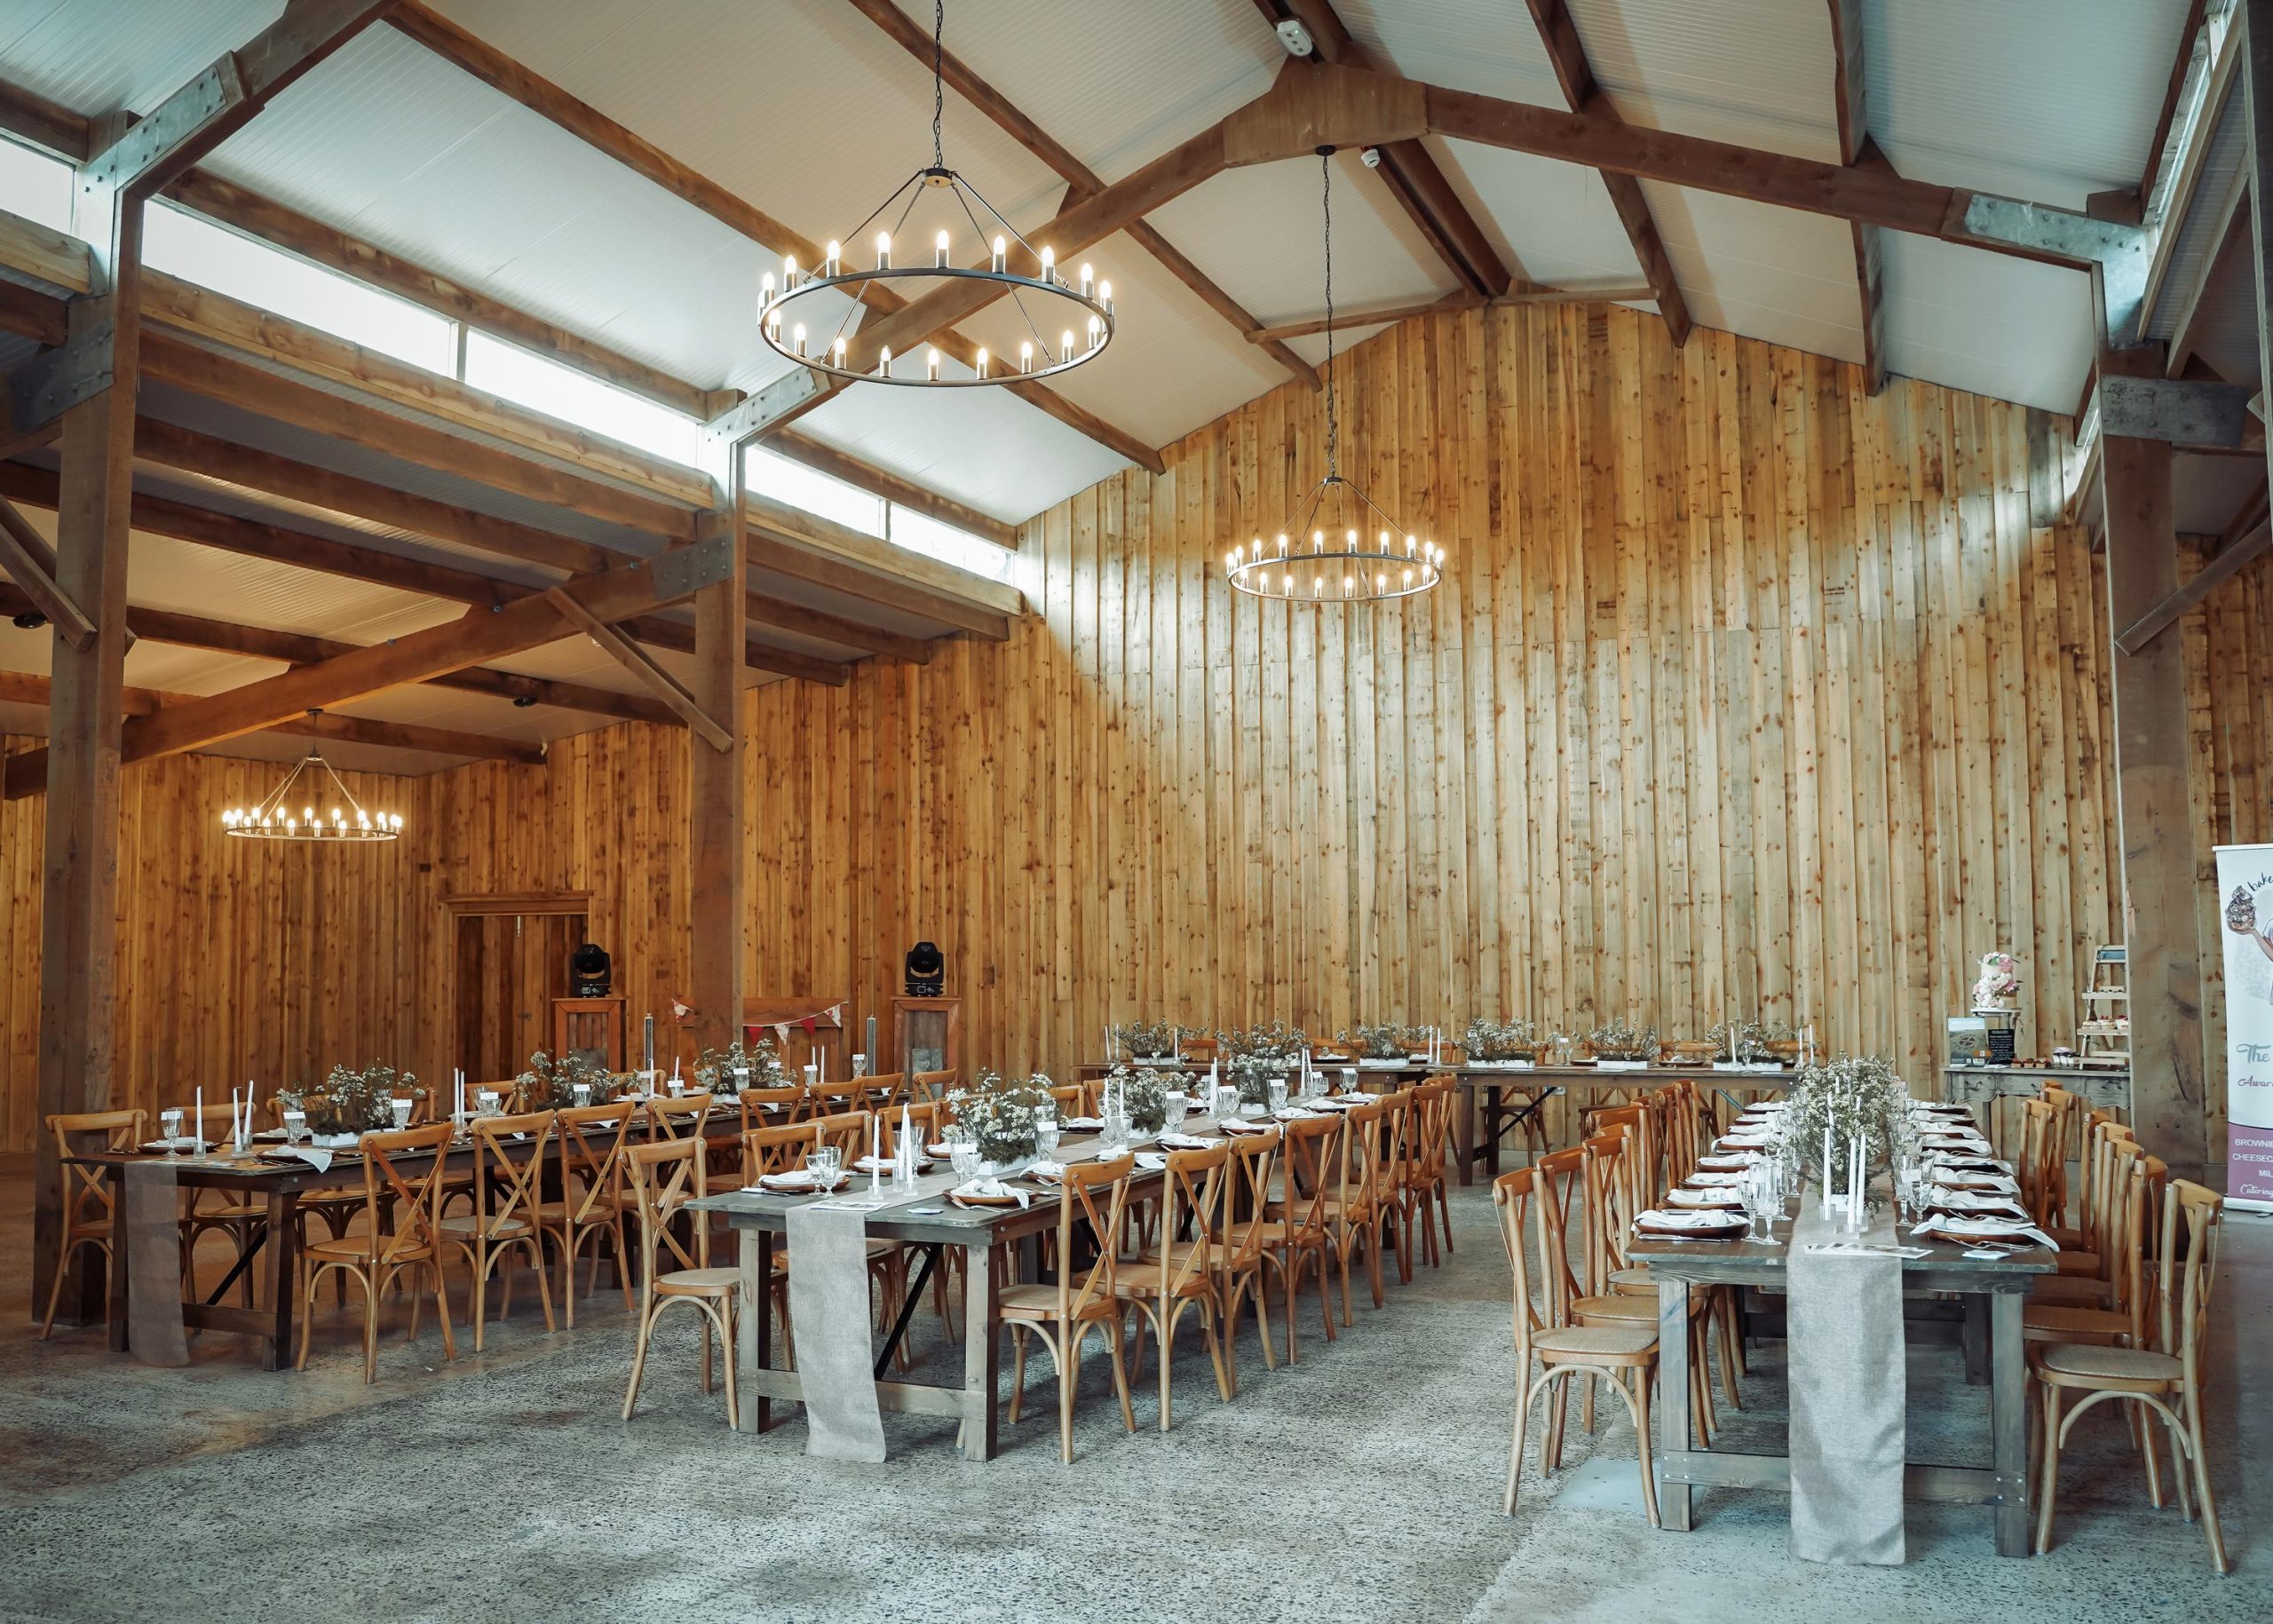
top-left (927, 1141), bottom-right (955, 1157)
top-left (952, 1177), bottom-right (1032, 1208)
top-left (1930, 1167), bottom-right (2019, 1192)
top-left (1156, 1131), bottom-right (1213, 1150)
top-left (1687, 1170), bottom-right (1746, 1186)
top-left (755, 1169), bottom-right (842, 1192)
top-left (143, 1137), bottom-right (204, 1153)
top-left (1635, 1208), bottom-right (1745, 1232)
top-left (1931, 1189), bottom-right (2030, 1217)
top-left (1698, 1153), bottom-right (1759, 1169)
top-left (1027, 1160), bottom-right (1067, 1182)
top-left (1667, 1186), bottom-right (1742, 1208)
top-left (1911, 1214), bottom-right (2059, 1250)
top-left (1059, 1116), bottom-right (1105, 1131)
top-left (1718, 1132), bottom-right (1773, 1148)
top-left (1313, 1096), bottom-right (1367, 1111)
top-left (1271, 1106), bottom-right (1326, 1121)
top-left (1135, 1152), bottom-right (1168, 1171)
top-left (278, 1145), bottom-right (333, 1172)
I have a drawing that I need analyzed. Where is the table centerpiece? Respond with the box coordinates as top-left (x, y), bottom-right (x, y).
top-left (280, 1060), bottom-right (423, 1146)
top-left (513, 1048), bottom-right (612, 1111)
top-left (947, 1068), bottom-right (1053, 1176)
top-left (694, 1035), bottom-right (790, 1097)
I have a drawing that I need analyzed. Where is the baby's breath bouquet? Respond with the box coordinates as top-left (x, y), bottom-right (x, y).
top-left (1463, 1016), bottom-right (1538, 1061)
top-left (1224, 1050), bottom-right (1284, 1107)
top-left (1783, 1054), bottom-right (1909, 1179)
top-left (1113, 1018), bottom-right (1181, 1058)
top-left (948, 1068), bottom-right (1052, 1168)
top-left (1349, 1021), bottom-right (1412, 1059)
top-left (281, 1060), bottom-right (422, 1136)
top-left (1586, 1018), bottom-right (1659, 1062)
top-left (513, 1049), bottom-right (609, 1110)
top-left (1101, 1062), bottom-right (1170, 1133)
top-left (1217, 1019), bottom-right (1307, 1066)
top-left (694, 1035), bottom-right (789, 1094)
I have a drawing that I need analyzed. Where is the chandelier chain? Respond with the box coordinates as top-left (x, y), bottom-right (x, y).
top-left (931, 0), bottom-right (946, 170)
top-left (1322, 149), bottom-right (1338, 480)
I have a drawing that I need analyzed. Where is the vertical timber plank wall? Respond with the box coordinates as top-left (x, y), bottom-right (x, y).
top-left (746, 306), bottom-right (2144, 1097)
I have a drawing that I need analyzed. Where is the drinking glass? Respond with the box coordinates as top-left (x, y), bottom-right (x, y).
top-left (388, 1097), bottom-right (414, 1130)
top-left (1212, 1083), bottom-right (1239, 1122)
top-left (476, 1089), bottom-right (502, 1118)
top-left (1164, 1092), bottom-right (1188, 1135)
top-left (159, 1107), bottom-right (184, 1155)
top-left (808, 1145), bottom-right (843, 1187)
top-left (571, 1081), bottom-right (593, 1107)
top-left (282, 1109), bottom-right (307, 1146)
top-left (1037, 1115), bottom-right (1062, 1161)
top-left (1267, 1077), bottom-right (1289, 1113)
top-left (667, 1076), bottom-right (686, 1098)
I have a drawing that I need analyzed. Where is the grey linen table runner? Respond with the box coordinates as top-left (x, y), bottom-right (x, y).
top-left (123, 1160), bottom-right (190, 1368)
top-left (1786, 1182), bottom-right (1905, 1565)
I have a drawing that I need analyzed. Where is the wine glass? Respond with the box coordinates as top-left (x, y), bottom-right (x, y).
top-left (1267, 1077), bottom-right (1289, 1113)
top-left (1036, 1114), bottom-right (1062, 1162)
top-left (571, 1080), bottom-right (593, 1108)
top-left (1164, 1092), bottom-right (1188, 1135)
top-left (808, 1144), bottom-right (843, 1188)
top-left (947, 1129), bottom-right (979, 1183)
top-left (1212, 1083), bottom-right (1239, 1122)
top-left (388, 1097), bottom-right (413, 1131)
top-left (282, 1109), bottom-right (308, 1147)
top-left (159, 1107), bottom-right (184, 1156)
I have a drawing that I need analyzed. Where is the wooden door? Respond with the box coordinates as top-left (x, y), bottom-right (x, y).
top-left (455, 911), bottom-right (583, 1082)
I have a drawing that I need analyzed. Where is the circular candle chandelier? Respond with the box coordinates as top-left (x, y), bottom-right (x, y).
top-left (757, 1), bottom-right (1113, 387)
top-left (1227, 150), bottom-right (1444, 604)
top-left (221, 720), bottom-right (401, 844)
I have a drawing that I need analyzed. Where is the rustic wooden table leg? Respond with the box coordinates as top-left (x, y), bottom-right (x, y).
top-left (1453, 1084), bottom-right (1475, 1186)
top-left (1961, 1288), bottom-right (1990, 1385)
top-left (1990, 1290), bottom-right (2031, 1556)
top-left (106, 1167), bottom-right (130, 1353)
top-left (1484, 1085), bottom-right (1504, 1176)
top-left (962, 1237), bottom-right (1000, 1461)
top-left (262, 1192), bottom-right (297, 1372)
top-left (740, 1229), bottom-right (772, 1434)
top-left (1658, 1272), bottom-right (1694, 1531)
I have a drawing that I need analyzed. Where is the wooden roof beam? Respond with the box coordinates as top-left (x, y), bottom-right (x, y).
top-left (386, 1), bottom-right (1165, 472)
top-left (0, 669), bottom-right (543, 767)
top-left (1274, 1), bottom-right (1516, 299)
top-left (0, 491), bottom-right (94, 647)
top-left (841, 0), bottom-right (1318, 392)
top-left (0, 579), bottom-right (680, 729)
top-left (1825, 0), bottom-right (1887, 392)
top-left (545, 587), bottom-right (733, 749)
top-left (1247, 283), bottom-right (1654, 342)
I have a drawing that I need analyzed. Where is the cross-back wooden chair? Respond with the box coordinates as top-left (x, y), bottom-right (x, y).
top-left (1493, 1163), bottom-right (1659, 1525)
top-left (645, 1092), bottom-right (715, 1142)
top-left (1323, 1097), bottom-right (1392, 1322)
top-left (1260, 1112), bottom-right (1342, 1365)
top-left (849, 1071), bottom-right (908, 1110)
top-left (2034, 1178), bottom-right (2229, 1572)
top-left (2031, 1123), bottom-right (2138, 1304)
top-left (538, 1102), bottom-right (636, 1326)
top-left (807, 1108), bottom-right (873, 1165)
top-left (296, 1123), bottom-right (457, 1383)
top-left (621, 1136), bottom-right (741, 1429)
top-left (1403, 1076), bottom-right (1458, 1268)
top-left (440, 1110), bottom-right (557, 1350)
top-left (1002, 1153), bottom-right (1139, 1462)
top-left (880, 1102), bottom-right (941, 1156)
top-left (39, 1110), bottom-right (145, 1340)
top-left (796, 1077), bottom-right (869, 1122)
top-left (158, 1098), bottom-right (263, 1305)
top-left (1121, 1138), bottom-right (1233, 1429)
top-left (1216, 1126), bottom-right (1283, 1390)
top-left (1047, 1080), bottom-right (1100, 1118)
top-left (1377, 1086), bottom-right (1422, 1283)
top-left (910, 1068), bottom-right (959, 1105)
top-left (733, 1084), bottom-right (804, 1133)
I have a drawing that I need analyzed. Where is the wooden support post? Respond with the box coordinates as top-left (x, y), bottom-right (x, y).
top-left (2099, 354), bottom-right (2207, 1182)
top-left (688, 485), bottom-right (747, 1057)
top-left (2247, 0), bottom-right (2273, 503)
top-left (30, 148), bottom-right (138, 1327)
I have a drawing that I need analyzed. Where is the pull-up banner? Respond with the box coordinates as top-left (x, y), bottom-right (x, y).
top-left (2214, 843), bottom-right (2273, 1210)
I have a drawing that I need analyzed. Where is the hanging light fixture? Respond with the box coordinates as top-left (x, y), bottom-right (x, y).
top-left (1227, 150), bottom-right (1444, 604)
top-left (221, 718), bottom-right (401, 844)
top-left (757, 0), bottom-right (1113, 387)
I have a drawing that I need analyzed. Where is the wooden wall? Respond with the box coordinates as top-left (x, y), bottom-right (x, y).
top-left (0, 739), bottom-right (425, 1147)
top-left (4, 301), bottom-right (2269, 1161)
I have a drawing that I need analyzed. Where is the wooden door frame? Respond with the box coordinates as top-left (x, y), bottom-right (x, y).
top-left (440, 891), bottom-right (593, 1085)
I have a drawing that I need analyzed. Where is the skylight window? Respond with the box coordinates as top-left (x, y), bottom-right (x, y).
top-left (889, 506), bottom-right (1012, 582)
top-left (744, 446), bottom-right (884, 538)
top-left (0, 139), bottom-right (69, 234)
top-left (144, 202), bottom-right (455, 375)
top-left (463, 331), bottom-right (699, 466)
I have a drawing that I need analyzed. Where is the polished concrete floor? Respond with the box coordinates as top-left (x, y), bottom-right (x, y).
top-left (0, 1172), bottom-right (2263, 1623)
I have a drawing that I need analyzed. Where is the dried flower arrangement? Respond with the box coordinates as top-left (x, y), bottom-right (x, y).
top-left (694, 1036), bottom-right (791, 1094)
top-left (1704, 1018), bottom-right (1794, 1063)
top-left (1463, 1016), bottom-right (1539, 1061)
top-left (1782, 1054), bottom-right (1909, 1177)
top-left (281, 1060), bottom-right (422, 1137)
top-left (1113, 1018), bottom-right (1181, 1058)
top-left (1216, 1020), bottom-right (1307, 1065)
top-left (1347, 1021), bottom-right (1413, 1059)
top-left (948, 1068), bottom-right (1053, 1165)
top-left (1100, 1062), bottom-right (1170, 1133)
top-left (1586, 1018), bottom-right (1659, 1062)
top-left (513, 1050), bottom-right (611, 1111)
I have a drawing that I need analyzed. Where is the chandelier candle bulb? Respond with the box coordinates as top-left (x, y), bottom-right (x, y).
top-left (879, 345), bottom-right (891, 376)
top-left (1099, 279), bottom-right (1112, 311)
top-left (833, 337), bottom-right (848, 369)
top-left (1019, 341), bottom-right (1033, 372)
top-left (793, 324), bottom-right (807, 358)
top-left (1078, 262), bottom-right (1093, 297)
top-left (1040, 245), bottom-right (1055, 283)
top-left (824, 240), bottom-right (840, 276)
top-left (783, 254), bottom-right (798, 286)
top-left (926, 347), bottom-right (941, 381)
top-left (991, 234), bottom-right (1006, 273)
top-left (1060, 329), bottom-right (1074, 361)
top-left (874, 230), bottom-right (891, 270)
top-left (934, 229), bottom-right (949, 267)
top-left (975, 346), bottom-right (988, 377)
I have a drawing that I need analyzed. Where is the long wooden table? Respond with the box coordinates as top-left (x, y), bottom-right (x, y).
top-left (69, 1108), bottom-right (748, 1370)
top-left (1628, 1110), bottom-right (2054, 1557)
top-left (694, 1115), bottom-right (1317, 1461)
top-left (1448, 1064), bottom-right (1794, 1184)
